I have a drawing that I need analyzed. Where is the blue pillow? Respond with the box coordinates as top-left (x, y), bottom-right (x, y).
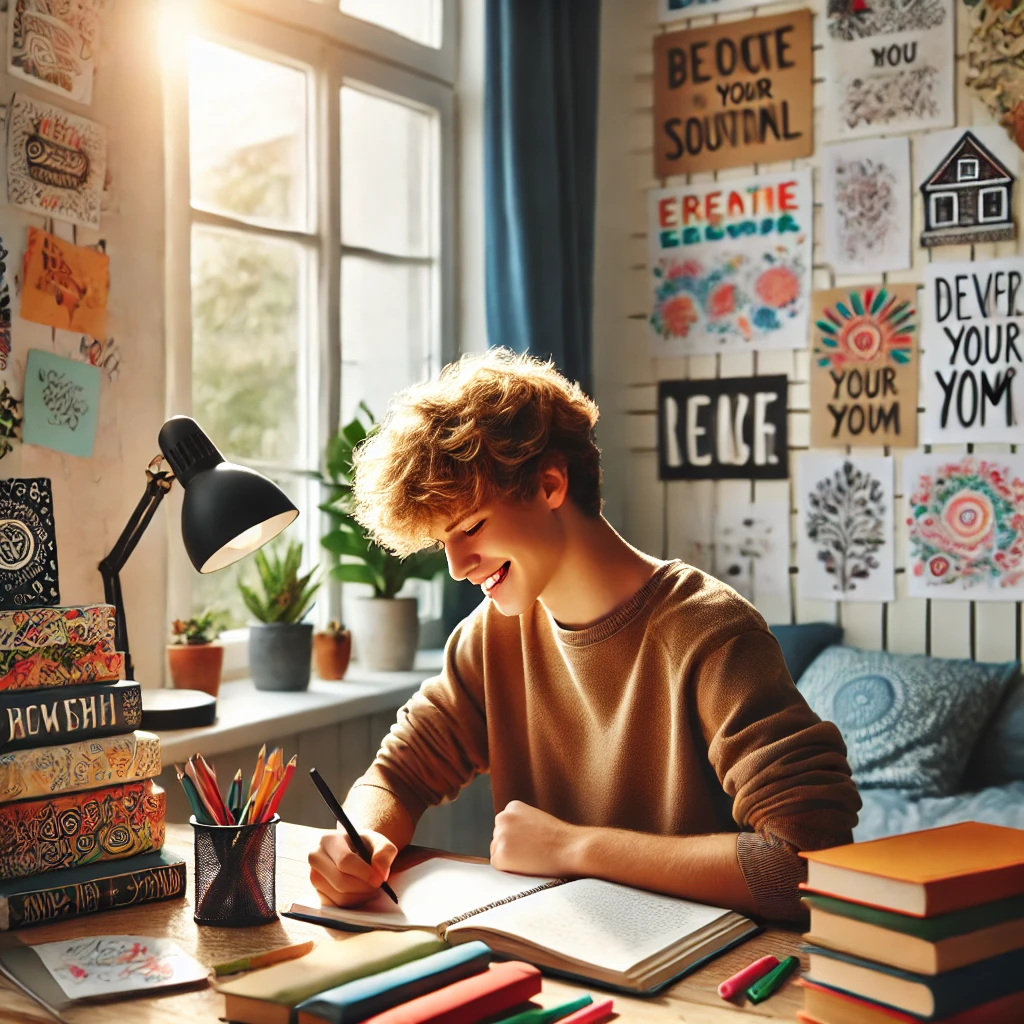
top-left (798, 646), bottom-right (1019, 798)
top-left (966, 672), bottom-right (1024, 787)
top-left (769, 622), bottom-right (843, 684)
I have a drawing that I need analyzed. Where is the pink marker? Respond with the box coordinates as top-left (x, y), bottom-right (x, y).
top-left (558, 998), bottom-right (616, 1023)
top-left (718, 955), bottom-right (781, 1001)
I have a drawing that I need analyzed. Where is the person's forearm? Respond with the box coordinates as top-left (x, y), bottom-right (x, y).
top-left (569, 827), bottom-right (760, 918)
top-left (343, 783), bottom-right (416, 850)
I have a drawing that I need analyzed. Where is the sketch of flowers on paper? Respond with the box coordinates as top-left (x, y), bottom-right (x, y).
top-left (650, 249), bottom-right (806, 346)
top-left (713, 501), bottom-right (791, 613)
top-left (841, 66), bottom-right (941, 132)
top-left (813, 288), bottom-right (915, 372)
top-left (907, 456), bottom-right (1024, 594)
top-left (806, 460), bottom-right (887, 594)
top-left (827, 0), bottom-right (947, 40)
top-left (833, 158), bottom-right (897, 264)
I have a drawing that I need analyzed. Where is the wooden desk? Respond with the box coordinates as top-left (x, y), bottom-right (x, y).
top-left (0, 823), bottom-right (804, 1023)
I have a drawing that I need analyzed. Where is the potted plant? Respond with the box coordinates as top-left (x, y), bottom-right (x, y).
top-left (313, 620), bottom-right (352, 680)
top-left (317, 404), bottom-right (446, 671)
top-left (238, 539), bottom-right (320, 691)
top-left (167, 609), bottom-right (225, 697)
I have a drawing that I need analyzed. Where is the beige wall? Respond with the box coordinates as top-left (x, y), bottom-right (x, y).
top-left (0, 1), bottom-right (169, 686)
top-left (594, 0), bottom-right (1024, 663)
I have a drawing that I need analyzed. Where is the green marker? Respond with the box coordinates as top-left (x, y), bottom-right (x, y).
top-left (746, 955), bottom-right (798, 1004)
top-left (497, 994), bottom-right (593, 1024)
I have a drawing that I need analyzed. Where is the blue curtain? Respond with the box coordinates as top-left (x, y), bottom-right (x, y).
top-left (484, 0), bottom-right (602, 397)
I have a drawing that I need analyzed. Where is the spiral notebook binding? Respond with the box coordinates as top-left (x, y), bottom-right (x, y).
top-left (438, 878), bottom-right (569, 940)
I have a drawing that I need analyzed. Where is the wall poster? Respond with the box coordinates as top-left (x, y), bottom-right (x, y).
top-left (659, 0), bottom-right (759, 23)
top-left (713, 500), bottom-right (791, 617)
top-left (0, 476), bottom-right (59, 610)
top-left (648, 171), bottom-right (812, 357)
top-left (822, 0), bottom-right (955, 142)
top-left (921, 258), bottom-right (1024, 444)
top-left (810, 284), bottom-right (919, 448)
top-left (653, 10), bottom-right (814, 176)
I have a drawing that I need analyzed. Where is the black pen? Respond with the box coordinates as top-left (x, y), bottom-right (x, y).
top-left (309, 767), bottom-right (399, 904)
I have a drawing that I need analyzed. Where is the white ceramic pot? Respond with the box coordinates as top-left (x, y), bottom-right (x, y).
top-left (350, 597), bottom-right (419, 671)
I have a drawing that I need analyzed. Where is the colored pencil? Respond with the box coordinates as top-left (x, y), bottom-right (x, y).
top-left (196, 754), bottom-right (233, 823)
top-left (247, 743), bottom-right (266, 805)
top-left (175, 764), bottom-right (213, 825)
top-left (262, 755), bottom-right (297, 822)
top-left (227, 769), bottom-right (243, 823)
top-left (184, 759), bottom-right (223, 824)
top-left (213, 939), bottom-right (316, 977)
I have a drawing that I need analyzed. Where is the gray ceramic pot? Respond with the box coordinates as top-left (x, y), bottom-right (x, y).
top-left (249, 622), bottom-right (313, 691)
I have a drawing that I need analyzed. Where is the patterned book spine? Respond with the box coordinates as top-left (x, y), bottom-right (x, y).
top-left (0, 731), bottom-right (162, 803)
top-left (0, 780), bottom-right (165, 880)
top-left (0, 681), bottom-right (142, 754)
top-left (0, 605), bottom-right (116, 649)
top-left (0, 648), bottom-right (123, 693)
top-left (0, 855), bottom-right (186, 931)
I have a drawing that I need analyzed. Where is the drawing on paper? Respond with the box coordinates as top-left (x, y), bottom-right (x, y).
top-left (826, 0), bottom-right (948, 40)
top-left (33, 936), bottom-right (207, 1001)
top-left (907, 456), bottom-right (1024, 594)
top-left (79, 335), bottom-right (120, 381)
top-left (840, 66), bottom-right (942, 132)
top-left (0, 477), bottom-right (59, 610)
top-left (813, 288), bottom-right (915, 372)
top-left (713, 501), bottom-right (791, 613)
top-left (804, 459), bottom-right (890, 596)
top-left (834, 157), bottom-right (897, 264)
top-left (23, 349), bottom-right (100, 459)
top-left (0, 385), bottom-right (23, 461)
top-left (648, 172), bottom-right (813, 355)
top-left (39, 367), bottom-right (88, 430)
top-left (966, 0), bottom-right (1024, 151)
top-left (7, 0), bottom-right (103, 105)
top-left (6, 92), bottom-right (107, 229)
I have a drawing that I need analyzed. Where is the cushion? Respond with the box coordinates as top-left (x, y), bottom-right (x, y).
top-left (797, 645), bottom-right (1019, 798)
top-left (769, 622), bottom-right (843, 684)
top-left (965, 672), bottom-right (1024, 788)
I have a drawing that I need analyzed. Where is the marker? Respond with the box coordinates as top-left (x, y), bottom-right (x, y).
top-left (496, 995), bottom-right (593, 1024)
top-left (746, 955), bottom-right (798, 1004)
top-left (557, 998), bottom-right (614, 1023)
top-left (718, 954), bottom-right (780, 1000)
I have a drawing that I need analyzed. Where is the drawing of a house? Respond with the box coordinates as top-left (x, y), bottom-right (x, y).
top-left (920, 131), bottom-right (1016, 247)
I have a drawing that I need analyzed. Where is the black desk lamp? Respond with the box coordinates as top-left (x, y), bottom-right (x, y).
top-left (98, 416), bottom-right (299, 680)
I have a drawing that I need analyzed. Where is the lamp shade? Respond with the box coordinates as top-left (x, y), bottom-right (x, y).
top-left (158, 416), bottom-right (298, 573)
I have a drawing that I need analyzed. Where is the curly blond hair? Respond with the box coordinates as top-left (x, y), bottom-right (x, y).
top-left (351, 349), bottom-right (602, 557)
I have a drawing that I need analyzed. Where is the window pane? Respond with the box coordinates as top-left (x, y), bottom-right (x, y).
top-left (192, 226), bottom-right (305, 465)
top-left (189, 39), bottom-right (308, 229)
top-left (340, 0), bottom-right (441, 48)
top-left (341, 256), bottom-right (434, 424)
top-left (341, 87), bottom-right (435, 257)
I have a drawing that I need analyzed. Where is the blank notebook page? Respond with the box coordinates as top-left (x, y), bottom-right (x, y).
top-left (455, 878), bottom-right (731, 973)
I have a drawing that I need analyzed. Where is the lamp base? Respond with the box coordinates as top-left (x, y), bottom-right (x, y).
top-left (141, 688), bottom-right (217, 731)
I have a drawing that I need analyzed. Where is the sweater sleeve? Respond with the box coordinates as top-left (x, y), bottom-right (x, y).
top-left (347, 613), bottom-right (489, 831)
top-left (694, 626), bottom-right (861, 923)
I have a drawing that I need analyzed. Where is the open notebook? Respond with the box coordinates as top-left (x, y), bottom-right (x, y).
top-left (286, 855), bottom-right (759, 994)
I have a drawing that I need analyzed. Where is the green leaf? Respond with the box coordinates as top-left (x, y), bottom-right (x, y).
top-left (330, 563), bottom-right (382, 590)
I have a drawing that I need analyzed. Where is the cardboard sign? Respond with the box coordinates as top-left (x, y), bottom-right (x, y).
top-left (653, 11), bottom-right (814, 177)
top-left (658, 375), bottom-right (788, 480)
top-left (921, 258), bottom-right (1024, 444)
top-left (810, 285), bottom-right (919, 448)
top-left (648, 171), bottom-right (813, 357)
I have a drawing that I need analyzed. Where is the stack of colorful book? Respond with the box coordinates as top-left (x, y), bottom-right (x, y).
top-left (0, 604), bottom-right (185, 931)
top-left (797, 822), bottom-right (1024, 1024)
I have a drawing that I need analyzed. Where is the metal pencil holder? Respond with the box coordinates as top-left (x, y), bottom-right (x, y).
top-left (190, 814), bottom-right (279, 927)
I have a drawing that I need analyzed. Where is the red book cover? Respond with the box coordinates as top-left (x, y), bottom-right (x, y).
top-left (0, 780), bottom-right (165, 880)
top-left (0, 647), bottom-right (123, 692)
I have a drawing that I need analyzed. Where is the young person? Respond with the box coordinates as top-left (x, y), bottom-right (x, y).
top-left (309, 349), bottom-right (860, 922)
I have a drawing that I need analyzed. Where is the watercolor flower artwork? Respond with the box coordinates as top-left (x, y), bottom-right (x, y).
top-left (813, 288), bottom-right (915, 373)
top-left (798, 455), bottom-right (895, 602)
top-left (905, 454), bottom-right (1024, 599)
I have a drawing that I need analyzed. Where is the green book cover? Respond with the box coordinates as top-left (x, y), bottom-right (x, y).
top-left (802, 891), bottom-right (1024, 941)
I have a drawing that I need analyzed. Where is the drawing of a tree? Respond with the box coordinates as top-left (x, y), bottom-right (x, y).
top-left (806, 460), bottom-right (886, 593)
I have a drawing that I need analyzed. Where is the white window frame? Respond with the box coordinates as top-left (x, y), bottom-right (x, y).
top-left (957, 158), bottom-right (979, 181)
top-left (930, 192), bottom-right (958, 228)
top-left (978, 185), bottom-right (1007, 223)
top-left (163, 0), bottom-right (456, 679)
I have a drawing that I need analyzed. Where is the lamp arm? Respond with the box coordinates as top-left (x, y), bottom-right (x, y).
top-left (98, 457), bottom-right (175, 681)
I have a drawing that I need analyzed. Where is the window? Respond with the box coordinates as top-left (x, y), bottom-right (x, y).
top-left (931, 193), bottom-right (958, 227)
top-left (979, 186), bottom-right (1007, 223)
top-left (164, 0), bottom-right (455, 663)
top-left (957, 158), bottom-right (979, 181)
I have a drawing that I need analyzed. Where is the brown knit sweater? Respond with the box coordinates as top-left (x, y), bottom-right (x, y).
top-left (350, 560), bottom-right (861, 922)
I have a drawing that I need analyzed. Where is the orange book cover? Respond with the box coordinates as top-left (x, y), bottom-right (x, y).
top-left (799, 822), bottom-right (1024, 916)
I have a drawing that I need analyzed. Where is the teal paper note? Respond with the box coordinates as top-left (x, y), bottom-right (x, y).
top-left (23, 349), bottom-right (100, 458)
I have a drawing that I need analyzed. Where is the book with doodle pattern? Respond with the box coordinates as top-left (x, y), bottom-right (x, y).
top-left (0, 605), bottom-right (115, 650)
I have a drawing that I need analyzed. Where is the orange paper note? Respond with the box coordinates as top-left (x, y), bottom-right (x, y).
top-left (20, 227), bottom-right (110, 340)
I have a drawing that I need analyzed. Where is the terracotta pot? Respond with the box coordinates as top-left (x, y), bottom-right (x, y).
top-left (314, 629), bottom-right (352, 680)
top-left (166, 642), bottom-right (224, 698)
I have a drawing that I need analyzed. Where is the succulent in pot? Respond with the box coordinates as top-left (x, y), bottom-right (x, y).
top-left (313, 619), bottom-right (352, 681)
top-left (167, 609), bottom-right (226, 698)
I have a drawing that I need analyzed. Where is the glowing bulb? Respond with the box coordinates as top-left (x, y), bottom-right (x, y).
top-left (226, 524), bottom-right (263, 551)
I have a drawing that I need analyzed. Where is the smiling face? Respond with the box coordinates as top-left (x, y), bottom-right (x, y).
top-left (433, 468), bottom-right (569, 617)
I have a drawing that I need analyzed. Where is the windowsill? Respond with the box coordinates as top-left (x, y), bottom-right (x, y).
top-left (156, 649), bottom-right (444, 762)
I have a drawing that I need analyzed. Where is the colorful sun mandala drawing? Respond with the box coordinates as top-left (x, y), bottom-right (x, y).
top-left (908, 458), bottom-right (1024, 589)
top-left (813, 288), bottom-right (915, 371)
